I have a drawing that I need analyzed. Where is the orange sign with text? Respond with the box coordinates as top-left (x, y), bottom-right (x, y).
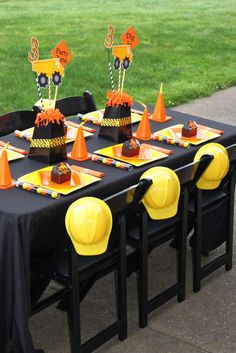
top-left (51, 40), bottom-right (72, 67)
top-left (120, 26), bottom-right (139, 49)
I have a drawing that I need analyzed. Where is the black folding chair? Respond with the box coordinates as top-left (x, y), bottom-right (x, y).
top-left (190, 143), bottom-right (236, 292)
top-left (33, 91), bottom-right (97, 117)
top-left (0, 110), bottom-right (37, 137)
top-left (32, 179), bottom-right (151, 353)
top-left (127, 156), bottom-right (213, 328)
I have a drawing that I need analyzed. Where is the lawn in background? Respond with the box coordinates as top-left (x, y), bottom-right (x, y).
top-left (0, 0), bottom-right (235, 113)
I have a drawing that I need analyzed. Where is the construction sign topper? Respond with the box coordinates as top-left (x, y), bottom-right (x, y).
top-left (120, 26), bottom-right (139, 49)
top-left (51, 40), bottom-right (72, 67)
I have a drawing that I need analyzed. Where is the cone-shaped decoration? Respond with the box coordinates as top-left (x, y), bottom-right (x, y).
top-left (67, 126), bottom-right (91, 161)
top-left (134, 107), bottom-right (152, 140)
top-left (150, 83), bottom-right (172, 123)
top-left (0, 147), bottom-right (16, 189)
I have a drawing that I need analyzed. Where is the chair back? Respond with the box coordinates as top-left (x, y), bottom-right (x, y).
top-left (0, 110), bottom-right (37, 137)
top-left (55, 91), bottom-right (97, 117)
top-left (226, 143), bottom-right (236, 163)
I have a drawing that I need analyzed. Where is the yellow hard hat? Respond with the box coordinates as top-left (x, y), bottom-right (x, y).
top-left (65, 197), bottom-right (112, 256)
top-left (194, 143), bottom-right (229, 190)
top-left (140, 167), bottom-right (180, 220)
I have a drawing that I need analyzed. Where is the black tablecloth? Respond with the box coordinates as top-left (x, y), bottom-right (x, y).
top-left (1, 107), bottom-right (236, 353)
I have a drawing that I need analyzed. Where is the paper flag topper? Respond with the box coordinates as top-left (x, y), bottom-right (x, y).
top-left (104, 25), bottom-right (115, 49)
top-left (28, 37), bottom-right (39, 63)
top-left (51, 40), bottom-right (72, 67)
top-left (120, 26), bottom-right (139, 49)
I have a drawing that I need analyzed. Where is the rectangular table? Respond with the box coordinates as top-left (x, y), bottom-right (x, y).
top-left (1, 107), bottom-right (236, 353)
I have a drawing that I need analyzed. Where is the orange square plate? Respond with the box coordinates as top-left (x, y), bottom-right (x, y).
top-left (154, 124), bottom-right (220, 145)
top-left (18, 126), bottom-right (93, 143)
top-left (94, 143), bottom-right (168, 167)
top-left (18, 166), bottom-right (101, 195)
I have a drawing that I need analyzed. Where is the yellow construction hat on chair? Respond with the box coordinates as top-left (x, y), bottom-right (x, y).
top-left (140, 167), bottom-right (180, 220)
top-left (65, 197), bottom-right (113, 256)
top-left (194, 143), bottom-right (229, 190)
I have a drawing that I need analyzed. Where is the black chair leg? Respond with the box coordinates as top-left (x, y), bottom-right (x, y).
top-left (177, 190), bottom-right (187, 302)
top-left (138, 212), bottom-right (149, 328)
top-left (192, 190), bottom-right (202, 293)
top-left (69, 250), bottom-right (82, 353)
top-left (226, 173), bottom-right (235, 271)
top-left (118, 216), bottom-right (127, 341)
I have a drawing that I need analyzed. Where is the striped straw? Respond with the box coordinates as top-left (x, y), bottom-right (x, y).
top-left (153, 134), bottom-right (191, 148)
top-left (16, 180), bottom-right (61, 199)
top-left (118, 66), bottom-right (122, 91)
top-left (107, 50), bottom-right (115, 91)
top-left (14, 130), bottom-right (32, 141)
top-left (91, 154), bottom-right (133, 171)
top-left (35, 74), bottom-right (45, 111)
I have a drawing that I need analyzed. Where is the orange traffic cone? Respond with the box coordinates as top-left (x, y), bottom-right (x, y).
top-left (0, 146), bottom-right (16, 189)
top-left (67, 125), bottom-right (91, 161)
top-left (134, 106), bottom-right (152, 140)
top-left (150, 83), bottom-right (172, 123)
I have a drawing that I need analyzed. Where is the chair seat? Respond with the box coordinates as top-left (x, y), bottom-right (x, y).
top-left (128, 216), bottom-right (179, 243)
top-left (188, 189), bottom-right (226, 213)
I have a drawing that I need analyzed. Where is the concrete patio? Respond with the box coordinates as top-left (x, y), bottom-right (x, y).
top-left (30, 87), bottom-right (236, 353)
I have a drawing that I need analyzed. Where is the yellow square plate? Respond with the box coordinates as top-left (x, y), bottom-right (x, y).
top-left (1, 147), bottom-right (25, 161)
top-left (18, 166), bottom-right (101, 195)
top-left (84, 109), bottom-right (142, 124)
top-left (154, 124), bottom-right (220, 145)
top-left (18, 126), bottom-right (92, 143)
top-left (94, 143), bottom-right (168, 167)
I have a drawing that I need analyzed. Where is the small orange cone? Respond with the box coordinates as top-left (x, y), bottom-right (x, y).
top-left (134, 106), bottom-right (152, 140)
top-left (150, 83), bottom-right (172, 123)
top-left (67, 125), bottom-right (91, 161)
top-left (0, 146), bottom-right (16, 189)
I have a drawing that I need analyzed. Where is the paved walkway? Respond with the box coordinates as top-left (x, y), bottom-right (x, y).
top-left (30, 87), bottom-right (236, 353)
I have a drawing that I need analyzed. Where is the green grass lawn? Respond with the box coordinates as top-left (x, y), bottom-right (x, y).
top-left (0, 0), bottom-right (235, 113)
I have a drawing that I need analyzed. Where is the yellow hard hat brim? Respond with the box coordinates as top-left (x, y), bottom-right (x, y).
top-left (196, 178), bottom-right (222, 190)
top-left (142, 198), bottom-right (179, 220)
top-left (65, 198), bottom-right (112, 256)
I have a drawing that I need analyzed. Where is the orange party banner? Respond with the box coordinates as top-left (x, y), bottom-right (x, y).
top-left (120, 26), bottom-right (139, 49)
top-left (51, 40), bottom-right (72, 67)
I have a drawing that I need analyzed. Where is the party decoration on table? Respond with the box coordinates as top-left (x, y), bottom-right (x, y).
top-left (51, 162), bottom-right (71, 184)
top-left (91, 154), bottom-right (133, 172)
top-left (120, 26), bottom-right (139, 49)
top-left (28, 108), bottom-right (67, 164)
top-left (153, 134), bottom-right (190, 148)
top-left (99, 26), bottom-right (139, 143)
top-left (28, 37), bottom-right (70, 112)
top-left (99, 91), bottom-right (133, 143)
top-left (28, 37), bottom-right (46, 110)
top-left (150, 83), bottom-right (172, 123)
top-left (94, 142), bottom-right (169, 167)
top-left (122, 138), bottom-right (140, 157)
top-left (182, 120), bottom-right (198, 138)
top-left (154, 124), bottom-right (221, 146)
top-left (18, 166), bottom-right (101, 195)
top-left (104, 25), bottom-right (115, 91)
top-left (67, 122), bottom-right (92, 162)
top-left (16, 180), bottom-right (61, 199)
top-left (0, 144), bottom-right (16, 189)
top-left (133, 102), bottom-right (152, 140)
top-left (51, 40), bottom-right (72, 67)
